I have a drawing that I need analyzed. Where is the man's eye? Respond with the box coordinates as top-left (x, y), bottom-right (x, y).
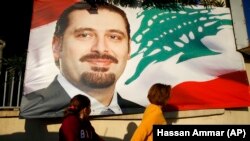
top-left (79, 33), bottom-right (89, 38)
top-left (109, 35), bottom-right (121, 40)
top-left (76, 32), bottom-right (94, 38)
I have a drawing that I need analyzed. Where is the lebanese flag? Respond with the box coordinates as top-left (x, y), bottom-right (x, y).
top-left (24, 0), bottom-right (250, 112)
top-left (116, 4), bottom-right (250, 111)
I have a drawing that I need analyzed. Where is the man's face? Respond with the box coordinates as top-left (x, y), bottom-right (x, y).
top-left (53, 9), bottom-right (130, 89)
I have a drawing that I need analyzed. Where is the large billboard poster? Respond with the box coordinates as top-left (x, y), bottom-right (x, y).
top-left (20, 0), bottom-right (250, 118)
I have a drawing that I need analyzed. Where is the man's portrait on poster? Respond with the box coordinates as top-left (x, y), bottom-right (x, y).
top-left (20, 1), bottom-right (145, 118)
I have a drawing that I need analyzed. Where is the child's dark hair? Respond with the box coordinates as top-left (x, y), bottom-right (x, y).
top-left (64, 94), bottom-right (90, 117)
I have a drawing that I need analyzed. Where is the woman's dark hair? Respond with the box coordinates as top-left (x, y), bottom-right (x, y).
top-left (147, 83), bottom-right (171, 106)
top-left (64, 94), bottom-right (90, 117)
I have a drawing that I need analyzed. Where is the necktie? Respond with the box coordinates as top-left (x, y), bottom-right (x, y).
top-left (100, 108), bottom-right (115, 115)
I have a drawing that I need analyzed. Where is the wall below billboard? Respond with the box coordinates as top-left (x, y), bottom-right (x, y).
top-left (0, 107), bottom-right (250, 141)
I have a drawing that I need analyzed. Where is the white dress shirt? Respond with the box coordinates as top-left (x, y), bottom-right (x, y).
top-left (57, 74), bottom-right (122, 115)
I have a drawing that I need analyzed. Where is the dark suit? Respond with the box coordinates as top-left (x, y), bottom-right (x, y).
top-left (20, 77), bottom-right (145, 118)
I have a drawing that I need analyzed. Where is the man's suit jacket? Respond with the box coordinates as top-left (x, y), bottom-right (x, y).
top-left (20, 77), bottom-right (145, 118)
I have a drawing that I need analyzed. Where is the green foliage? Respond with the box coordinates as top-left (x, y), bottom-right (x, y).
top-left (1, 54), bottom-right (26, 76)
top-left (200, 0), bottom-right (225, 7)
top-left (91, 0), bottom-right (226, 9)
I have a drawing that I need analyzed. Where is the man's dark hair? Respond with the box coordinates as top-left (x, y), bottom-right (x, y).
top-left (54, 1), bottom-right (131, 40)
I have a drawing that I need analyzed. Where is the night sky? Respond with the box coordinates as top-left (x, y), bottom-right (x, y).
top-left (0, 0), bottom-right (33, 58)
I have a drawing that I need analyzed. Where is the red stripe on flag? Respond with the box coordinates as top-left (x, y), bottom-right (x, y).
top-left (31, 0), bottom-right (79, 29)
top-left (168, 71), bottom-right (250, 111)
